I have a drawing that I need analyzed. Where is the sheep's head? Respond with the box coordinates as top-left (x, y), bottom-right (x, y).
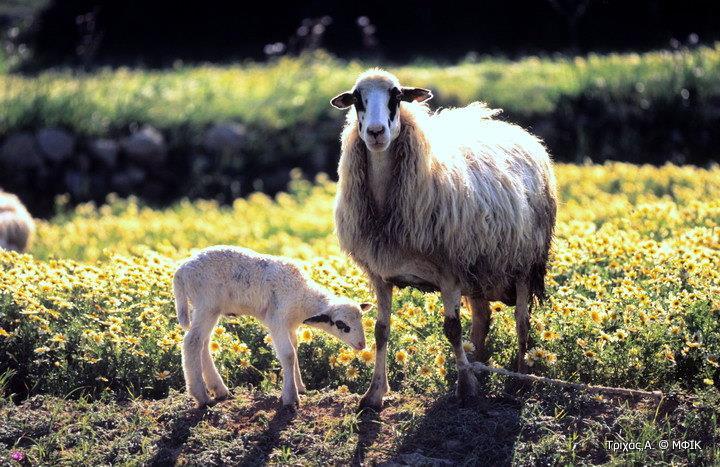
top-left (303, 300), bottom-right (372, 350)
top-left (331, 69), bottom-right (432, 153)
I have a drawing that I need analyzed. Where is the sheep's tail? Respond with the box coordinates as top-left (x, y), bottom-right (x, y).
top-left (173, 271), bottom-right (191, 330)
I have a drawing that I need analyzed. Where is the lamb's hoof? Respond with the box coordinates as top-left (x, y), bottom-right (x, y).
top-left (194, 398), bottom-right (213, 409)
top-left (517, 360), bottom-right (529, 374)
top-left (456, 369), bottom-right (479, 406)
top-left (214, 391), bottom-right (232, 402)
top-left (211, 386), bottom-right (230, 400)
top-left (297, 386), bottom-right (307, 395)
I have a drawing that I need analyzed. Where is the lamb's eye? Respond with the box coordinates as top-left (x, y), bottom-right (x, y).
top-left (335, 320), bottom-right (350, 333)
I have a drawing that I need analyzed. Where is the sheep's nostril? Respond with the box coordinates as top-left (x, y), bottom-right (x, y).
top-left (367, 126), bottom-right (385, 138)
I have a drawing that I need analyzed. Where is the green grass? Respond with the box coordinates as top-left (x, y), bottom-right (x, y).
top-left (1, 45), bottom-right (719, 136)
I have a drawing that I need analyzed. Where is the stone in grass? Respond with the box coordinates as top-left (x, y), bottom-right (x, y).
top-left (36, 128), bottom-right (76, 162)
top-left (111, 166), bottom-right (146, 193)
top-left (121, 125), bottom-right (166, 166)
top-left (203, 122), bottom-right (246, 155)
top-left (0, 132), bottom-right (43, 169)
top-left (88, 138), bottom-right (120, 167)
top-left (385, 451), bottom-right (454, 466)
top-left (64, 170), bottom-right (90, 198)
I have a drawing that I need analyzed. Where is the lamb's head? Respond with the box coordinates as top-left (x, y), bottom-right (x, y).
top-left (331, 69), bottom-right (432, 153)
top-left (303, 300), bottom-right (372, 351)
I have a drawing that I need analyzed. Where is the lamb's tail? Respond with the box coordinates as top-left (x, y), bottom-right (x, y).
top-left (173, 270), bottom-right (191, 330)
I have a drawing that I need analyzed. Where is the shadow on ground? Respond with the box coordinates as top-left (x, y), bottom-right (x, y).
top-left (366, 373), bottom-right (524, 466)
top-left (148, 406), bottom-right (209, 466)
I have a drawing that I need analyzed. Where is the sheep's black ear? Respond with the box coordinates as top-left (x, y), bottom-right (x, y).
top-left (400, 87), bottom-right (433, 103)
top-left (303, 313), bottom-right (332, 324)
top-left (330, 92), bottom-right (355, 109)
top-left (359, 303), bottom-right (373, 312)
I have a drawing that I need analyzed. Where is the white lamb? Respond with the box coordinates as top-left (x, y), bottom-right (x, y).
top-left (173, 245), bottom-right (370, 408)
top-left (0, 190), bottom-right (34, 253)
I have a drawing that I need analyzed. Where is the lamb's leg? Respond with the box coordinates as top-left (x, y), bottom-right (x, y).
top-left (515, 282), bottom-right (531, 373)
top-left (467, 297), bottom-right (492, 362)
top-left (201, 315), bottom-right (229, 400)
top-left (359, 275), bottom-right (392, 411)
top-left (442, 288), bottom-right (479, 404)
top-left (271, 329), bottom-right (300, 408)
top-left (289, 329), bottom-right (306, 393)
top-left (182, 310), bottom-right (215, 407)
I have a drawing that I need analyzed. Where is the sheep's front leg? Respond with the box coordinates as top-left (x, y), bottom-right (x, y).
top-left (271, 329), bottom-right (300, 408)
top-left (359, 275), bottom-right (392, 411)
top-left (289, 329), bottom-right (306, 393)
top-left (515, 282), bottom-right (531, 373)
top-left (468, 297), bottom-right (492, 362)
top-left (182, 310), bottom-right (216, 407)
top-left (442, 288), bottom-right (479, 405)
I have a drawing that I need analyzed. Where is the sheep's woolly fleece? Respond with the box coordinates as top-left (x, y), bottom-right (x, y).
top-left (335, 86), bottom-right (557, 301)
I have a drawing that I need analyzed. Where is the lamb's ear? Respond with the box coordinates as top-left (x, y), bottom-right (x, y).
top-left (330, 92), bottom-right (355, 109)
top-left (400, 87), bottom-right (433, 103)
top-left (303, 313), bottom-right (332, 324)
top-left (359, 303), bottom-right (373, 313)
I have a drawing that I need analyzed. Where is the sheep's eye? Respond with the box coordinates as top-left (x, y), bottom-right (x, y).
top-left (388, 88), bottom-right (402, 120)
top-left (352, 90), bottom-right (365, 112)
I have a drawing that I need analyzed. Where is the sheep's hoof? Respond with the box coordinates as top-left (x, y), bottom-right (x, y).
top-left (516, 359), bottom-right (529, 374)
top-left (281, 401), bottom-right (299, 414)
top-left (358, 394), bottom-right (383, 413)
top-left (297, 385), bottom-right (307, 394)
top-left (456, 369), bottom-right (479, 406)
top-left (281, 395), bottom-right (300, 409)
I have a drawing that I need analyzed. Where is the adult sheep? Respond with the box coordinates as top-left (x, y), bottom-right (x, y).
top-left (0, 190), bottom-right (34, 253)
top-left (331, 69), bottom-right (557, 410)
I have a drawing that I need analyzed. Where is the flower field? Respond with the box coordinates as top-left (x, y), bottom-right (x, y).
top-left (1, 162), bottom-right (719, 404)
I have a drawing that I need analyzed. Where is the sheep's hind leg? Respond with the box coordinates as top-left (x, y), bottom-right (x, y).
top-left (359, 275), bottom-right (392, 412)
top-left (514, 282), bottom-right (531, 373)
top-left (443, 288), bottom-right (479, 405)
top-left (201, 314), bottom-right (229, 400)
top-left (182, 310), bottom-right (215, 407)
top-left (467, 297), bottom-right (492, 362)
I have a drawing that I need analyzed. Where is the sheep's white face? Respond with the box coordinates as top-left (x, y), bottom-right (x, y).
top-left (331, 71), bottom-right (432, 153)
top-left (303, 301), bottom-right (371, 351)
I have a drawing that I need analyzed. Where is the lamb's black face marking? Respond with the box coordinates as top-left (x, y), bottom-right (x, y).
top-left (303, 314), bottom-right (332, 325)
top-left (388, 87), bottom-right (402, 122)
top-left (335, 320), bottom-right (351, 333)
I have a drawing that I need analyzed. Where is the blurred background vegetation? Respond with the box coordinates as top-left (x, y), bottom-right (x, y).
top-left (0, 0), bottom-right (718, 216)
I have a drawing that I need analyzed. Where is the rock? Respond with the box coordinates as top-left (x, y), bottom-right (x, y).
top-left (203, 122), bottom-right (246, 155)
top-left (121, 125), bottom-right (166, 166)
top-left (88, 138), bottom-right (119, 167)
top-left (0, 132), bottom-right (43, 169)
top-left (64, 171), bottom-right (89, 198)
top-left (111, 166), bottom-right (146, 193)
top-left (36, 128), bottom-right (75, 162)
top-left (382, 451), bottom-right (454, 466)
top-left (442, 439), bottom-right (463, 451)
